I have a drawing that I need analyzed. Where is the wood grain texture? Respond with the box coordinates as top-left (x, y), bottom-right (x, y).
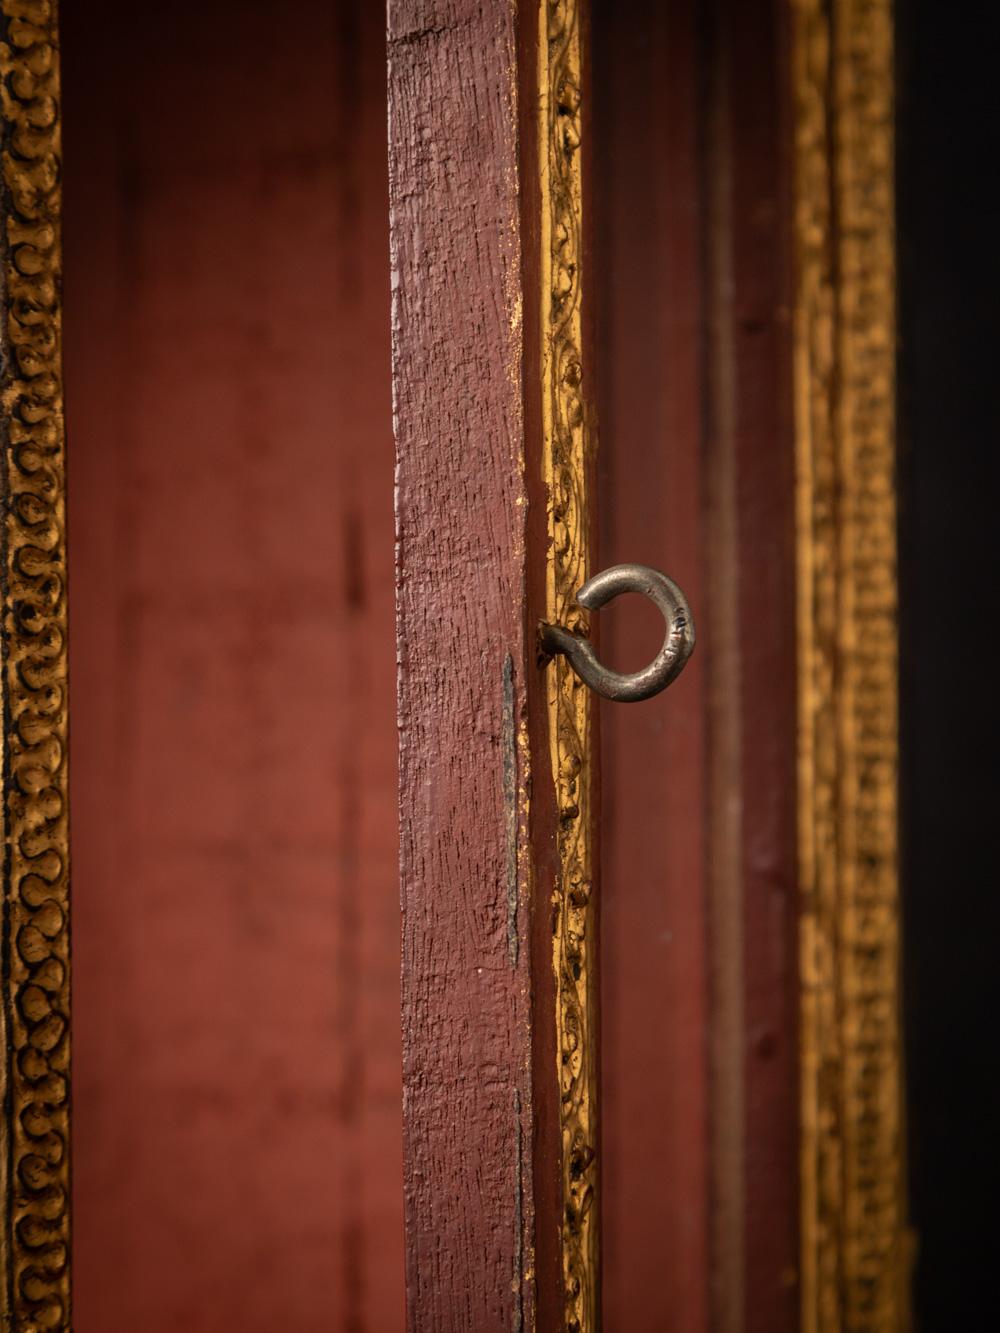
top-left (389, 4), bottom-right (538, 1329)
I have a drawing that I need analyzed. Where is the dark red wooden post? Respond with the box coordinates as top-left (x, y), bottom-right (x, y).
top-left (387, 4), bottom-right (569, 1329)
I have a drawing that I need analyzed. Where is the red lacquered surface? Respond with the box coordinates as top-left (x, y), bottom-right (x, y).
top-left (594, 4), bottom-right (709, 1328)
top-left (62, 4), bottom-right (403, 1328)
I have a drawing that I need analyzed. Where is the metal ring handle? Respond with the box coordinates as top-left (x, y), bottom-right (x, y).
top-left (539, 563), bottom-right (695, 703)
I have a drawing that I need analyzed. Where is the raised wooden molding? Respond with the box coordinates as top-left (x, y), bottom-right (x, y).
top-left (539, 2), bottom-right (599, 1328)
top-left (0, 1), bottom-right (70, 1329)
top-left (791, 0), bottom-right (906, 1328)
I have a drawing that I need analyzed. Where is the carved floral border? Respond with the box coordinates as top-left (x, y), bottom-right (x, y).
top-left (0, 1), bottom-right (70, 1328)
top-left (539, 1), bottom-right (598, 1329)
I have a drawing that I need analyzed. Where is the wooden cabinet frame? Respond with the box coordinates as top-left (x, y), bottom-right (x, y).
top-left (0, 0), bottom-right (903, 1328)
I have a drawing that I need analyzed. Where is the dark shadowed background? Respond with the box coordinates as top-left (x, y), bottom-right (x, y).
top-left (897, 2), bottom-right (999, 1328)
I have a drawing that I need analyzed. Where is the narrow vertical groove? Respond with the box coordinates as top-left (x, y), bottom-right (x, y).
top-left (513, 1086), bottom-right (524, 1333)
top-left (339, 517), bottom-right (366, 1333)
top-left (702, 12), bottom-right (745, 1331)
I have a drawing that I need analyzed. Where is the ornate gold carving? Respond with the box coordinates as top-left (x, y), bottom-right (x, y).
top-left (0, 2), bottom-right (70, 1328)
top-left (538, 2), bottom-right (597, 1328)
top-left (792, 0), bottom-right (905, 1329)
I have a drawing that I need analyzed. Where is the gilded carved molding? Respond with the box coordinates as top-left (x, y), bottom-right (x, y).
top-left (538, 2), bottom-right (598, 1329)
top-left (0, 2), bottom-right (70, 1329)
top-left (792, 0), bottom-right (905, 1329)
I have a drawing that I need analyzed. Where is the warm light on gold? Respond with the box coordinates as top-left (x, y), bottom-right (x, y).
top-left (1, 2), bottom-right (71, 1328)
top-left (792, 0), bottom-right (906, 1328)
top-left (539, 1), bottom-right (598, 1329)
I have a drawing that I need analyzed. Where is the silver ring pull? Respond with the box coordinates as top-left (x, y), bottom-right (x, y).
top-left (539, 562), bottom-right (695, 703)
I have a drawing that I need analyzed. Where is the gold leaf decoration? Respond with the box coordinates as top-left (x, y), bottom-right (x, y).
top-left (1, 1), bottom-right (70, 1327)
top-left (539, 2), bottom-right (598, 1329)
top-left (792, 0), bottom-right (907, 1328)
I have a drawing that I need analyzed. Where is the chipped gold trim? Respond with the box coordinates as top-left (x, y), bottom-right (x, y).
top-left (1, 2), bottom-right (70, 1328)
top-left (539, 2), bottom-right (598, 1328)
top-left (792, 0), bottom-right (905, 1329)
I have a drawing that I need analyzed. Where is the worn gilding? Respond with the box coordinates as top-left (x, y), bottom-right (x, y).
top-left (539, 1), bottom-right (598, 1328)
top-left (0, 1), bottom-right (69, 1328)
top-left (792, 0), bottom-right (905, 1329)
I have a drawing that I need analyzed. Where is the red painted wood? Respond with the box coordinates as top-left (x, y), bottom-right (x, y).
top-left (388, 4), bottom-right (565, 1329)
top-left (62, 3), bottom-right (403, 1329)
top-left (594, 2), bottom-right (798, 1329)
top-left (726, 1), bottom-right (799, 1324)
top-left (593, 2), bottom-right (709, 1329)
